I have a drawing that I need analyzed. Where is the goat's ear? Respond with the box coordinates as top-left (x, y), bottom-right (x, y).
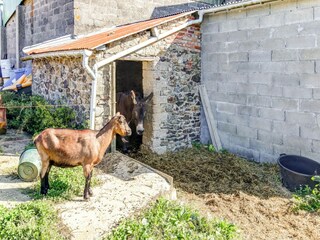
top-left (115, 112), bottom-right (121, 116)
top-left (144, 92), bottom-right (153, 103)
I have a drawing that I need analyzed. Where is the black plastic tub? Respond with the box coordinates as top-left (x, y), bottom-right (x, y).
top-left (277, 154), bottom-right (320, 191)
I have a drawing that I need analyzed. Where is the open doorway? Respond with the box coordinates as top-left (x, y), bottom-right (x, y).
top-left (116, 60), bottom-right (143, 152)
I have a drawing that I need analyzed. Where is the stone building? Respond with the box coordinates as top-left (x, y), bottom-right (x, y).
top-left (1, 0), bottom-right (210, 68)
top-left (25, 12), bottom-right (202, 154)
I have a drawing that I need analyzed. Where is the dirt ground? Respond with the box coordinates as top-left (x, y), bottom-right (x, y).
top-left (132, 148), bottom-right (320, 240)
top-left (0, 130), bottom-right (173, 240)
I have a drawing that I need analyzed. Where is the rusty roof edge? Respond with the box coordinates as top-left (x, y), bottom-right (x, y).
top-left (93, 11), bottom-right (195, 51)
top-left (21, 50), bottom-right (84, 61)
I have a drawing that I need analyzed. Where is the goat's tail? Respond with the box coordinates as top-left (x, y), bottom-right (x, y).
top-left (33, 134), bottom-right (40, 145)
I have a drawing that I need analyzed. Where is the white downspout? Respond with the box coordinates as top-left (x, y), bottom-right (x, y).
top-left (82, 50), bottom-right (97, 130)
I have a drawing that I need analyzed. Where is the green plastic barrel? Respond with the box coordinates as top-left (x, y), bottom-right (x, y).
top-left (18, 148), bottom-right (42, 182)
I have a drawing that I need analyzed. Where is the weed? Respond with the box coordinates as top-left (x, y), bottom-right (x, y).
top-left (106, 198), bottom-right (238, 240)
top-left (30, 167), bottom-right (101, 201)
top-left (0, 92), bottom-right (87, 136)
top-left (0, 201), bottom-right (65, 240)
top-left (293, 176), bottom-right (320, 212)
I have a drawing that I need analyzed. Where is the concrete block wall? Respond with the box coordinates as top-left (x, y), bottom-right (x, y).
top-left (74, 0), bottom-right (195, 35)
top-left (201, 0), bottom-right (320, 163)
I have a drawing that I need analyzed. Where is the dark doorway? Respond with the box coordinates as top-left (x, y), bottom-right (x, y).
top-left (116, 60), bottom-right (143, 93)
top-left (116, 60), bottom-right (143, 152)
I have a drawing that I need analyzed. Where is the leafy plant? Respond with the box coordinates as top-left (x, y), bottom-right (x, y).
top-left (192, 142), bottom-right (216, 152)
top-left (0, 92), bottom-right (86, 136)
top-left (106, 198), bottom-right (238, 240)
top-left (30, 167), bottom-right (100, 201)
top-left (293, 176), bottom-right (320, 212)
top-left (0, 201), bottom-right (65, 240)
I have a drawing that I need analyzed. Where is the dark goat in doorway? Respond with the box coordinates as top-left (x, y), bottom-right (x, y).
top-left (116, 90), bottom-right (153, 152)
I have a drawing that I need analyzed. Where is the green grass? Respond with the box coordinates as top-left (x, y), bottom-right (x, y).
top-left (30, 166), bottom-right (100, 202)
top-left (106, 198), bottom-right (238, 240)
top-left (0, 201), bottom-right (65, 240)
top-left (293, 176), bottom-right (320, 213)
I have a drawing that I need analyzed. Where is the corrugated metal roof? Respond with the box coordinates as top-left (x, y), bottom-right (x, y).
top-left (25, 12), bottom-right (194, 55)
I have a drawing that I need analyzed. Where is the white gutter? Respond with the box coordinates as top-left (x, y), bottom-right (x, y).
top-left (83, 0), bottom-right (281, 129)
top-left (21, 50), bottom-right (83, 61)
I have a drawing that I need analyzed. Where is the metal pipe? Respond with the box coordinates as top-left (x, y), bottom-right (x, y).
top-left (82, 50), bottom-right (97, 130)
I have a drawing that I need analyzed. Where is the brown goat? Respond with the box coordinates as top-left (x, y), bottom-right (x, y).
top-left (34, 113), bottom-right (131, 200)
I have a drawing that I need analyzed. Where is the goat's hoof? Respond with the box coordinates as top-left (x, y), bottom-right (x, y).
top-left (83, 195), bottom-right (90, 201)
top-left (88, 189), bottom-right (93, 196)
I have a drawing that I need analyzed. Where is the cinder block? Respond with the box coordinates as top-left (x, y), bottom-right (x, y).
top-left (286, 36), bottom-right (316, 49)
top-left (246, 4), bottom-right (270, 17)
top-left (299, 49), bottom-right (320, 61)
top-left (227, 9), bottom-right (246, 20)
top-left (250, 139), bottom-right (273, 155)
top-left (249, 51), bottom-right (271, 62)
top-left (300, 100), bottom-right (320, 113)
top-left (217, 82), bottom-right (237, 93)
top-left (258, 85), bottom-right (283, 97)
top-left (315, 7), bottom-right (320, 21)
top-left (271, 0), bottom-right (297, 14)
top-left (260, 152), bottom-right (277, 163)
top-left (249, 117), bottom-right (272, 131)
top-left (271, 25), bottom-right (298, 39)
top-left (228, 30), bottom-right (247, 41)
top-left (273, 144), bottom-right (301, 156)
top-left (286, 112), bottom-right (316, 126)
top-left (260, 13), bottom-right (285, 28)
top-left (217, 102), bottom-right (237, 114)
top-left (249, 73), bottom-right (273, 85)
top-left (259, 107), bottom-right (284, 121)
top-left (283, 135), bottom-right (312, 152)
top-left (228, 114), bottom-right (250, 127)
top-left (201, 23), bottom-right (219, 34)
top-left (258, 129), bottom-right (283, 145)
top-left (247, 28), bottom-right (272, 40)
top-left (298, 0), bottom-right (320, 9)
top-left (237, 125), bottom-right (258, 139)
top-left (283, 86), bottom-right (313, 99)
top-left (248, 95), bottom-right (272, 108)
top-left (216, 111), bottom-right (235, 124)
top-left (272, 97), bottom-right (298, 110)
top-left (299, 74), bottom-right (320, 88)
top-left (220, 21), bottom-right (238, 33)
top-left (237, 83), bottom-right (258, 94)
top-left (316, 61), bottom-right (320, 73)
top-left (272, 73), bottom-right (300, 87)
top-left (238, 17), bottom-right (260, 30)
top-left (238, 41), bottom-right (260, 51)
top-left (229, 52), bottom-right (248, 62)
top-left (217, 121), bottom-right (237, 135)
top-left (237, 105), bottom-right (259, 117)
top-left (208, 53), bottom-right (228, 62)
top-left (219, 62), bottom-right (240, 73)
top-left (300, 151), bottom-right (320, 164)
top-left (207, 12), bottom-right (226, 22)
top-left (237, 62), bottom-right (261, 72)
top-left (226, 73), bottom-right (248, 83)
top-left (273, 121), bottom-right (299, 136)
top-left (272, 49), bottom-right (298, 61)
top-left (284, 8), bottom-right (313, 25)
top-left (227, 144), bottom-right (260, 161)
top-left (299, 21), bottom-right (320, 36)
top-left (229, 135), bottom-right (250, 148)
top-left (312, 139), bottom-right (320, 153)
top-left (261, 62), bottom-right (286, 73)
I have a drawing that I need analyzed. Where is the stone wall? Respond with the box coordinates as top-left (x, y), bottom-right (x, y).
top-left (32, 15), bottom-right (201, 153)
top-left (32, 57), bottom-right (92, 124)
top-left (73, 0), bottom-right (198, 34)
top-left (101, 15), bottom-right (201, 153)
top-left (201, 0), bottom-right (320, 162)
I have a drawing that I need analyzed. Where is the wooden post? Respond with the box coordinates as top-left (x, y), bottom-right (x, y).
top-left (199, 85), bottom-right (222, 151)
top-left (110, 62), bottom-right (116, 152)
